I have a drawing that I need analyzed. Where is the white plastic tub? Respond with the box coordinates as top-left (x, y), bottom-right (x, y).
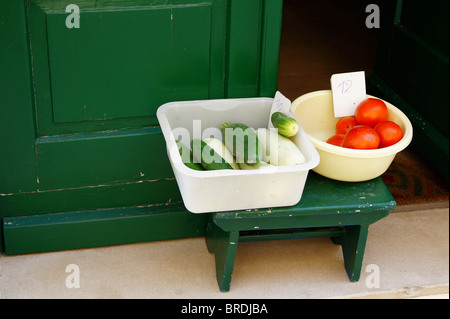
top-left (157, 98), bottom-right (320, 214)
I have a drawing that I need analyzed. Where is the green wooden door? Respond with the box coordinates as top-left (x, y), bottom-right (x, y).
top-left (0, 0), bottom-right (283, 254)
top-left (367, 0), bottom-right (449, 180)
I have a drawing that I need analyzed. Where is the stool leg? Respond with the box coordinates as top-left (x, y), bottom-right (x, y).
top-left (214, 229), bottom-right (239, 292)
top-left (205, 219), bottom-right (239, 292)
top-left (340, 224), bottom-right (369, 282)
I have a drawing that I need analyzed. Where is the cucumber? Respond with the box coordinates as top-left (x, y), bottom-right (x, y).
top-left (221, 122), bottom-right (260, 166)
top-left (191, 139), bottom-right (235, 171)
top-left (176, 141), bottom-right (205, 171)
top-left (203, 138), bottom-right (240, 170)
top-left (271, 112), bottom-right (299, 137)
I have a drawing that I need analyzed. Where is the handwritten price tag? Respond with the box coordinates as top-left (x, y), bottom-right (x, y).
top-left (268, 91), bottom-right (293, 129)
top-left (331, 71), bottom-right (367, 117)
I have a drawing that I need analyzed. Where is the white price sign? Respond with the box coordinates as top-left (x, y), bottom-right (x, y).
top-left (268, 91), bottom-right (293, 129)
top-left (331, 71), bottom-right (367, 117)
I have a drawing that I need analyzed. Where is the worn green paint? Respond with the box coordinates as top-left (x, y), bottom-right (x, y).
top-left (226, 0), bottom-right (283, 98)
top-left (36, 128), bottom-right (172, 190)
top-left (3, 202), bottom-right (208, 255)
top-left (206, 172), bottom-right (395, 291)
top-left (205, 219), bottom-right (239, 293)
top-left (0, 178), bottom-right (181, 218)
top-left (0, 0), bottom-right (38, 195)
top-left (211, 172), bottom-right (395, 231)
top-left (0, 0), bottom-right (283, 253)
top-left (368, 0), bottom-right (449, 180)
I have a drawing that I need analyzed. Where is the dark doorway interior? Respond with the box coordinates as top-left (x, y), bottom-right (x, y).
top-left (277, 0), bottom-right (449, 208)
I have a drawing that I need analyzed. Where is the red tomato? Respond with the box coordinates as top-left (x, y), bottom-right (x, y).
top-left (342, 125), bottom-right (380, 149)
top-left (327, 134), bottom-right (345, 146)
top-left (336, 116), bottom-right (358, 135)
top-left (355, 98), bottom-right (389, 127)
top-left (374, 121), bottom-right (403, 148)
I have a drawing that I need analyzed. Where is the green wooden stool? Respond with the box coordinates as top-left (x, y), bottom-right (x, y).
top-left (205, 172), bottom-right (396, 292)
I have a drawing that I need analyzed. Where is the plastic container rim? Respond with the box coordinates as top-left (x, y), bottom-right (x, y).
top-left (157, 97), bottom-right (321, 178)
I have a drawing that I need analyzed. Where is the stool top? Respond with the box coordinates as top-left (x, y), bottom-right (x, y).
top-left (212, 172), bottom-right (396, 231)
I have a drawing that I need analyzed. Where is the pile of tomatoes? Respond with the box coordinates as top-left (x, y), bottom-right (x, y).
top-left (327, 98), bottom-right (403, 149)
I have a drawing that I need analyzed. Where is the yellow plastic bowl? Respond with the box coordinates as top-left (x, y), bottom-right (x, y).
top-left (291, 90), bottom-right (413, 182)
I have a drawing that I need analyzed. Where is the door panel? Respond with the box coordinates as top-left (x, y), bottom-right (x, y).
top-left (27, 0), bottom-right (226, 190)
top-left (46, 5), bottom-right (212, 124)
top-left (36, 128), bottom-right (172, 190)
top-left (29, 0), bottom-right (224, 136)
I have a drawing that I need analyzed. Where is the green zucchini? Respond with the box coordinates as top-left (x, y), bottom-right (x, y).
top-left (191, 139), bottom-right (235, 171)
top-left (203, 138), bottom-right (240, 170)
top-left (221, 122), bottom-right (260, 166)
top-left (176, 141), bottom-right (205, 171)
top-left (271, 112), bottom-right (299, 137)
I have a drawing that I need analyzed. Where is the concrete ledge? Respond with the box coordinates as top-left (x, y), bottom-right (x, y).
top-left (0, 208), bottom-right (448, 299)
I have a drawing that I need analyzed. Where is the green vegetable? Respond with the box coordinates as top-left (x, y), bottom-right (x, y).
top-left (176, 141), bottom-right (204, 171)
top-left (203, 138), bottom-right (239, 170)
top-left (257, 128), bottom-right (306, 166)
top-left (191, 138), bottom-right (235, 171)
top-left (271, 112), bottom-right (299, 137)
top-left (221, 122), bottom-right (260, 166)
